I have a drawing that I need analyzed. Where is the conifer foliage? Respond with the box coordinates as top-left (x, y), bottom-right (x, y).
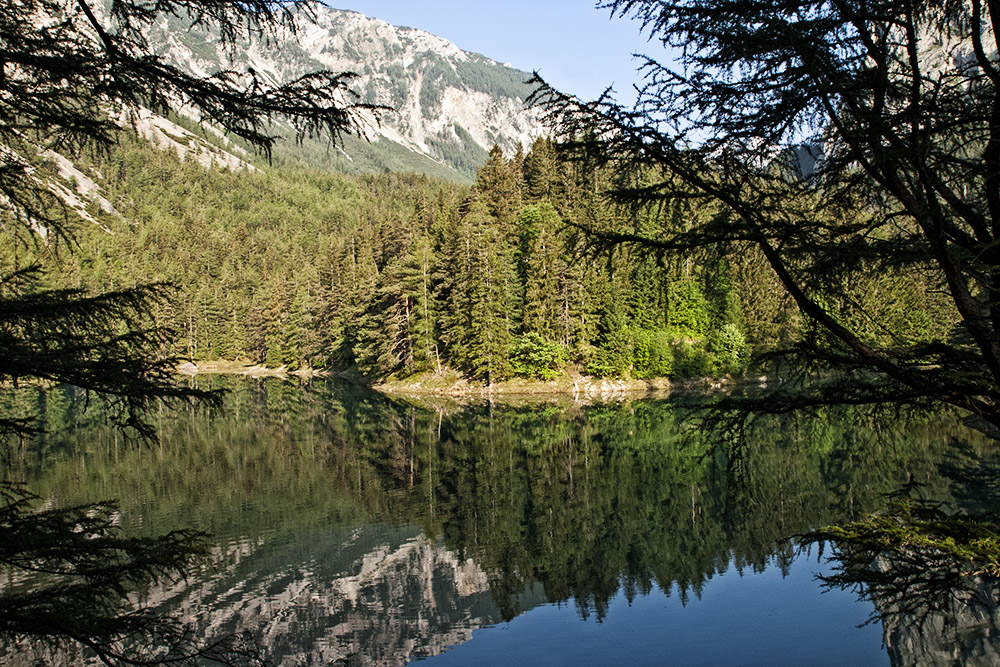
top-left (530, 0), bottom-right (1000, 426)
top-left (1, 1), bottom-right (367, 661)
top-left (50, 137), bottom-right (764, 384)
top-left (1, 0), bottom-right (371, 435)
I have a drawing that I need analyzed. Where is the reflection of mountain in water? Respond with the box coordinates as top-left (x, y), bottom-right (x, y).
top-left (880, 575), bottom-right (1000, 667)
top-left (823, 444), bottom-right (1000, 667)
top-left (7, 525), bottom-right (533, 666)
top-left (154, 526), bottom-right (520, 666)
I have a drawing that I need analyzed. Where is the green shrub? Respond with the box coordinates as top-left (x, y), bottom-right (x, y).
top-left (585, 352), bottom-right (618, 378)
top-left (632, 328), bottom-right (674, 379)
top-left (708, 323), bottom-right (750, 375)
top-left (671, 339), bottom-right (714, 378)
top-left (509, 333), bottom-right (568, 380)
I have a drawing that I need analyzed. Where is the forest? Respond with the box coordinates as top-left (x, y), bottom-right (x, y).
top-left (11, 132), bottom-right (954, 386)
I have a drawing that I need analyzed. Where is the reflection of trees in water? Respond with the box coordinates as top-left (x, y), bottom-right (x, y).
top-left (8, 379), bottom-right (999, 660)
top-left (412, 403), bottom-right (983, 621)
top-left (805, 444), bottom-right (1000, 667)
top-left (0, 483), bottom-right (269, 667)
top-left (940, 440), bottom-right (1000, 516)
top-left (810, 512), bottom-right (1000, 665)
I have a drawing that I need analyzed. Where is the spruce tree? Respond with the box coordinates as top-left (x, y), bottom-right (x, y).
top-left (519, 203), bottom-right (567, 342)
top-left (474, 144), bottom-right (523, 233)
top-left (2, 0), bottom-right (371, 433)
top-left (440, 200), bottom-right (514, 383)
top-left (523, 137), bottom-right (561, 203)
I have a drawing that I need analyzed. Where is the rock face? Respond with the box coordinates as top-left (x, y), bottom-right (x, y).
top-left (194, 530), bottom-right (499, 666)
top-left (147, 6), bottom-right (546, 181)
top-left (881, 592), bottom-right (1000, 667)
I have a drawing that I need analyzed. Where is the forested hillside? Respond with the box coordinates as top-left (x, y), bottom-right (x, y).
top-left (15, 133), bottom-right (955, 384)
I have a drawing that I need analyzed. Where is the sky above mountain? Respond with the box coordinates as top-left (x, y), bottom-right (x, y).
top-left (325, 1), bottom-right (665, 103)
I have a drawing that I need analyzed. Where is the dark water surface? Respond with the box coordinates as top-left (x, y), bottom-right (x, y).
top-left (5, 378), bottom-right (1000, 665)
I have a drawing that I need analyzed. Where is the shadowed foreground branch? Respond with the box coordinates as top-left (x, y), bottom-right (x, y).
top-left (0, 483), bottom-right (267, 665)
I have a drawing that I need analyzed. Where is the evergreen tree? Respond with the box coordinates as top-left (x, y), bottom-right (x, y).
top-left (355, 231), bottom-right (439, 379)
top-left (407, 233), bottom-right (441, 373)
top-left (533, 0), bottom-right (1000, 423)
top-left (2, 0), bottom-right (370, 432)
top-left (474, 144), bottom-right (523, 232)
top-left (439, 200), bottom-right (514, 383)
top-left (523, 137), bottom-right (561, 203)
top-left (588, 281), bottom-right (634, 377)
top-left (519, 203), bottom-right (566, 342)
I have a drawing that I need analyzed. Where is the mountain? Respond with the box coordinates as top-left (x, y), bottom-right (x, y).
top-left (145, 5), bottom-right (546, 182)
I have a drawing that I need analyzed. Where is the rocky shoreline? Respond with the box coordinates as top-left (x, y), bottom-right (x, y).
top-left (175, 360), bottom-right (326, 379)
top-left (175, 362), bottom-right (743, 401)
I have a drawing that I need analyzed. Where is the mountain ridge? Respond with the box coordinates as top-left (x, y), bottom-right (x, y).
top-left (147, 4), bottom-right (547, 181)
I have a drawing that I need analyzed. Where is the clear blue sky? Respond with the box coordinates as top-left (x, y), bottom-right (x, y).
top-left (324, 1), bottom-right (668, 103)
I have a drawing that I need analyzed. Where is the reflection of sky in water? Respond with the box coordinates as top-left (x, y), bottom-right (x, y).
top-left (424, 555), bottom-right (886, 666)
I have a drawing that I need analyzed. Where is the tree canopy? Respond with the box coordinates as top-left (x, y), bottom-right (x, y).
top-left (40, 136), bottom-right (758, 385)
top-left (531, 0), bottom-right (1000, 430)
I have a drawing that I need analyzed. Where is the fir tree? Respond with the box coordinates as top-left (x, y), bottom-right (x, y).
top-left (522, 137), bottom-right (561, 203)
top-left (474, 144), bottom-right (523, 233)
top-left (519, 203), bottom-right (567, 342)
top-left (440, 200), bottom-right (514, 383)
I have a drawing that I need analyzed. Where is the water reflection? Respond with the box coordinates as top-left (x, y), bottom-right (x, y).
top-left (155, 529), bottom-right (505, 666)
top-left (3, 379), bottom-right (999, 665)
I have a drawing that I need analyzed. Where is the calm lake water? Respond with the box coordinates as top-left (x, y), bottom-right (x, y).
top-left (5, 378), bottom-right (1000, 665)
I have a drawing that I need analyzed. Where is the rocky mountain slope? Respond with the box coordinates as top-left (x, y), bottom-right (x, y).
top-left (146, 5), bottom-right (547, 181)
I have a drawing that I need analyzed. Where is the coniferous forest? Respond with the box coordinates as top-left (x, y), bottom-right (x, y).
top-left (14, 132), bottom-right (955, 386)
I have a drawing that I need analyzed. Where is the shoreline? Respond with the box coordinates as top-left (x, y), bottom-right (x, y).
top-left (176, 361), bottom-right (749, 400)
top-left (176, 360), bottom-right (328, 379)
top-left (374, 374), bottom-right (677, 400)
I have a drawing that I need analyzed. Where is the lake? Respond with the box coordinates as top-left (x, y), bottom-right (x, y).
top-left (4, 378), bottom-right (999, 665)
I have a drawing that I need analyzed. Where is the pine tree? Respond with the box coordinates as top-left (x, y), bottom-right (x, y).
top-left (1, 0), bottom-right (371, 434)
top-left (355, 230), bottom-right (440, 379)
top-left (589, 278), bottom-right (634, 378)
top-left (1, 1), bottom-right (375, 655)
top-left (474, 144), bottom-right (523, 233)
top-left (532, 0), bottom-right (1000, 425)
top-left (523, 137), bottom-right (561, 203)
